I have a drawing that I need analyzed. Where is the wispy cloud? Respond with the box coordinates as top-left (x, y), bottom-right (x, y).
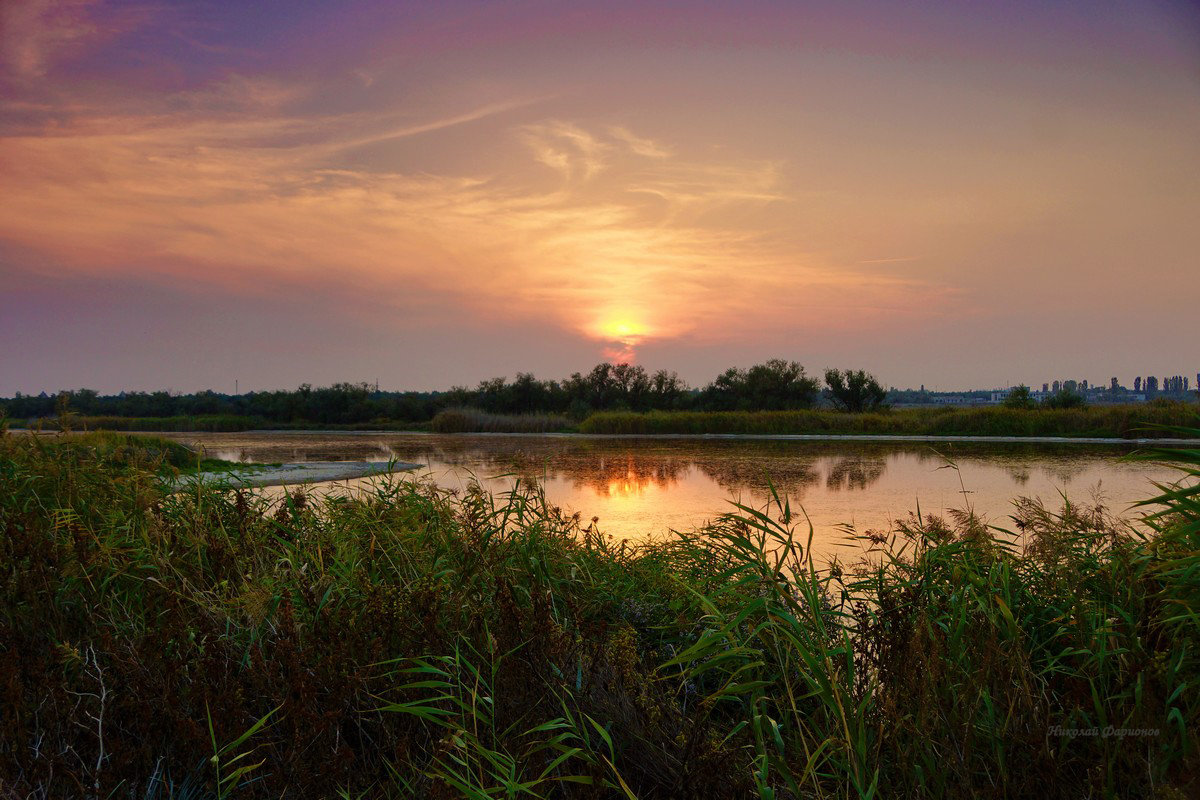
top-left (0, 73), bottom-right (950, 358)
top-left (0, 0), bottom-right (147, 79)
top-left (326, 97), bottom-right (547, 156)
top-left (607, 125), bottom-right (671, 158)
top-left (520, 120), bottom-right (609, 181)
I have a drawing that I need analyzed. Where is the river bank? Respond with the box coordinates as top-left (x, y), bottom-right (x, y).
top-left (199, 429), bottom-right (1200, 445)
top-left (8, 401), bottom-right (1196, 440)
top-left (13, 426), bottom-right (1200, 445)
top-left (577, 405), bottom-right (1200, 439)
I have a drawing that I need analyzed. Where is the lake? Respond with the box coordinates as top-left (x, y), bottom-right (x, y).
top-left (164, 432), bottom-right (1180, 558)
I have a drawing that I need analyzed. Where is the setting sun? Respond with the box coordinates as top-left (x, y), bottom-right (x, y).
top-left (595, 319), bottom-right (649, 342)
top-left (2, 0), bottom-right (1196, 389)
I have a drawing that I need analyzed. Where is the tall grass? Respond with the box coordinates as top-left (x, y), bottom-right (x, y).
top-left (27, 429), bottom-right (200, 469)
top-left (1, 426), bottom-right (1197, 797)
top-left (29, 414), bottom-right (266, 432)
top-left (580, 402), bottom-right (1199, 438)
top-left (431, 407), bottom-right (573, 433)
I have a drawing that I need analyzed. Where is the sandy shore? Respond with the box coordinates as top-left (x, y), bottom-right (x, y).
top-left (179, 461), bottom-right (422, 488)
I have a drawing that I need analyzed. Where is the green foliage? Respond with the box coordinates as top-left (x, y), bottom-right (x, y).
top-left (73, 414), bottom-right (263, 432)
top-left (1045, 388), bottom-right (1088, 409)
top-left (824, 369), bottom-right (888, 413)
top-left (580, 403), bottom-right (1198, 438)
top-left (430, 407), bottom-right (572, 433)
top-left (1133, 430), bottom-right (1200, 626)
top-left (40, 430), bottom-right (200, 469)
top-left (1003, 384), bottom-right (1037, 410)
top-left (702, 359), bottom-right (820, 411)
top-left (1, 427), bottom-right (1197, 797)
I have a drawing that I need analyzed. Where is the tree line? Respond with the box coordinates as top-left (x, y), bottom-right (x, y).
top-left (1, 360), bottom-right (890, 425)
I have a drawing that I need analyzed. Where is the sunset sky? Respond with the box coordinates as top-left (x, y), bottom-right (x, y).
top-left (2, 0), bottom-right (1198, 394)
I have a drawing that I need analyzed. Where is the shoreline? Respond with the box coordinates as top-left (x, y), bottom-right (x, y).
top-left (12, 427), bottom-right (1199, 446)
top-left (179, 429), bottom-right (1200, 446)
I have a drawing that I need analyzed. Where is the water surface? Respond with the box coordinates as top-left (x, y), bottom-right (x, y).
top-left (166, 432), bottom-right (1179, 557)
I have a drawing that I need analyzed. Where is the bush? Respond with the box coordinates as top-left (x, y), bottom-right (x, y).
top-left (1044, 389), bottom-right (1087, 410)
top-left (1003, 384), bottom-right (1038, 410)
top-left (431, 407), bottom-right (572, 433)
top-left (60, 414), bottom-right (262, 432)
top-left (824, 368), bottom-right (889, 412)
top-left (580, 404), bottom-right (1197, 438)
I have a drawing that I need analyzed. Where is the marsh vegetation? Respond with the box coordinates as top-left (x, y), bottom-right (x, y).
top-left (1, 427), bottom-right (1197, 797)
top-left (579, 403), bottom-right (1200, 439)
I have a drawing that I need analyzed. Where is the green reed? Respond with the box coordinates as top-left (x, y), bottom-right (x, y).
top-left (431, 407), bottom-right (573, 433)
top-left (579, 403), bottom-right (1199, 439)
top-left (0, 427), bottom-right (1196, 798)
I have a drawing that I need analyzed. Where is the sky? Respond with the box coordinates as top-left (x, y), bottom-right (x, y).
top-left (2, 0), bottom-right (1198, 394)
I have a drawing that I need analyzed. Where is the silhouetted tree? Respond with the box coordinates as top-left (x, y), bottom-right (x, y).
top-left (648, 369), bottom-right (687, 409)
top-left (701, 359), bottom-right (819, 411)
top-left (1045, 388), bottom-right (1086, 409)
top-left (1003, 385), bottom-right (1037, 410)
top-left (823, 369), bottom-right (888, 413)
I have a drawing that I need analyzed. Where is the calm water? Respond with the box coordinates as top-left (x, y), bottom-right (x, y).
top-left (166, 432), bottom-right (1178, 558)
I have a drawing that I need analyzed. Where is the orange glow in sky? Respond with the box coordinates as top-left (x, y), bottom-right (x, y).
top-left (1, 1), bottom-right (1198, 393)
top-left (593, 317), bottom-right (650, 362)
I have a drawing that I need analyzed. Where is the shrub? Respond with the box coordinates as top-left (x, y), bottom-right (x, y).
top-left (431, 407), bottom-right (572, 433)
top-left (1044, 389), bottom-right (1087, 409)
top-left (579, 405), bottom-right (1197, 438)
top-left (824, 369), bottom-right (889, 412)
top-left (1003, 384), bottom-right (1038, 410)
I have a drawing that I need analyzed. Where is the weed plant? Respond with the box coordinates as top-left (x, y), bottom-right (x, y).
top-left (60, 415), bottom-right (263, 433)
top-left (580, 403), bottom-right (1199, 439)
top-left (432, 408), bottom-right (573, 434)
top-left (0, 426), bottom-right (1197, 798)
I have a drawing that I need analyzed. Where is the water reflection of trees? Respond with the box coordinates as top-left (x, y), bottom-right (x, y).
top-left (369, 439), bottom-right (876, 500)
top-left (697, 458), bottom-right (823, 501)
top-left (1004, 466), bottom-right (1032, 486)
top-left (204, 434), bottom-right (1115, 502)
top-left (824, 456), bottom-right (887, 491)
